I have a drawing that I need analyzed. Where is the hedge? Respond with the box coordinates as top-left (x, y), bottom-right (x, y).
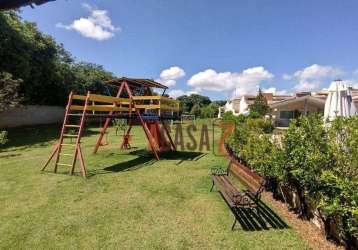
top-left (225, 114), bottom-right (358, 248)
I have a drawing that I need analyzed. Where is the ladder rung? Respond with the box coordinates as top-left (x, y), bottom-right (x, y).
top-left (65, 125), bottom-right (80, 128)
top-left (68, 113), bottom-right (82, 116)
top-left (63, 134), bottom-right (78, 137)
top-left (56, 163), bottom-right (73, 167)
top-left (60, 153), bottom-right (73, 156)
top-left (61, 143), bottom-right (76, 147)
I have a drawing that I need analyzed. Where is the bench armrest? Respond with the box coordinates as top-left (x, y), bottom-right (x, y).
top-left (233, 193), bottom-right (253, 207)
top-left (244, 180), bottom-right (266, 201)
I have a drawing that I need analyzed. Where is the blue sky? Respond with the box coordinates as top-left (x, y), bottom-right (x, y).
top-left (20, 0), bottom-right (358, 100)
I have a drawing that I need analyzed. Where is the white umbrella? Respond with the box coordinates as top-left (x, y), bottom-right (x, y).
top-left (324, 80), bottom-right (357, 122)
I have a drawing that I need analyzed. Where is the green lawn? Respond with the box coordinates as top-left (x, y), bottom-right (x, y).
top-left (0, 122), bottom-right (309, 249)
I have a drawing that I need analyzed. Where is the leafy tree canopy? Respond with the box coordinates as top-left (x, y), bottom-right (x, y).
top-left (177, 94), bottom-right (211, 113)
top-left (249, 88), bottom-right (270, 117)
top-left (0, 11), bottom-right (114, 107)
top-left (0, 72), bottom-right (22, 111)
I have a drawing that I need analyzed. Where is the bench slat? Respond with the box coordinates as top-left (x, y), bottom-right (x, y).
top-left (212, 176), bottom-right (235, 206)
top-left (212, 175), bottom-right (241, 207)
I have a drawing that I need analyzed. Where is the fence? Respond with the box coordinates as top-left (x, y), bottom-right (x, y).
top-left (0, 105), bottom-right (65, 128)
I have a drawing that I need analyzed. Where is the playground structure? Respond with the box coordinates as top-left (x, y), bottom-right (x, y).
top-left (42, 77), bottom-right (180, 177)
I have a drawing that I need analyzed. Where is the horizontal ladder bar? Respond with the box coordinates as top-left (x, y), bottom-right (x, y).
top-left (61, 143), bottom-right (76, 147)
top-left (65, 125), bottom-right (80, 128)
top-left (60, 153), bottom-right (73, 156)
top-left (63, 134), bottom-right (78, 137)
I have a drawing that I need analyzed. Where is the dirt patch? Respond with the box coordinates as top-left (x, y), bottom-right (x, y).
top-left (261, 192), bottom-right (344, 250)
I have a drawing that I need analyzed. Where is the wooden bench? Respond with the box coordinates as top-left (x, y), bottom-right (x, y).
top-left (228, 159), bottom-right (266, 203)
top-left (210, 160), bottom-right (266, 230)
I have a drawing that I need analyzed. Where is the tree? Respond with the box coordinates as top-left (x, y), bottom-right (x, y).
top-left (190, 104), bottom-right (201, 117)
top-left (212, 100), bottom-right (226, 107)
top-left (70, 62), bottom-right (113, 95)
top-left (200, 102), bottom-right (219, 118)
top-left (0, 11), bottom-right (67, 105)
top-left (0, 72), bottom-right (22, 111)
top-left (249, 88), bottom-right (270, 117)
top-left (0, 11), bottom-right (115, 107)
top-left (177, 94), bottom-right (211, 113)
top-left (177, 95), bottom-right (191, 113)
top-left (190, 94), bottom-right (211, 107)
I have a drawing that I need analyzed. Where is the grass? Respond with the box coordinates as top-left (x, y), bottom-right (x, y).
top-left (0, 121), bottom-right (310, 249)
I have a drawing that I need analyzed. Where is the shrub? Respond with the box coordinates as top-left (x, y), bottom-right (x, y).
top-left (323, 117), bottom-right (358, 240)
top-left (282, 114), bottom-right (330, 194)
top-left (226, 114), bottom-right (358, 245)
top-left (246, 118), bottom-right (274, 134)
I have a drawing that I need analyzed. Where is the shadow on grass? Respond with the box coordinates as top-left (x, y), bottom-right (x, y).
top-left (85, 150), bottom-right (206, 177)
top-left (86, 155), bottom-right (156, 178)
top-left (43, 155), bottom-right (156, 178)
top-left (216, 192), bottom-right (289, 231)
top-left (130, 149), bottom-right (206, 165)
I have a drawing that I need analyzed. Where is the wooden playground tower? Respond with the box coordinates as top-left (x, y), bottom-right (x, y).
top-left (42, 77), bottom-right (180, 177)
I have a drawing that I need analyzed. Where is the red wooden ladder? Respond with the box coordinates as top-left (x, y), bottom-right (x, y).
top-left (42, 91), bottom-right (90, 177)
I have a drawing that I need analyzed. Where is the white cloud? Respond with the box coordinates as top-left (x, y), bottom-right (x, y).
top-left (283, 64), bottom-right (343, 92)
top-left (168, 89), bottom-right (198, 99)
top-left (294, 80), bottom-right (321, 92)
top-left (282, 74), bottom-right (292, 80)
top-left (262, 87), bottom-right (276, 93)
top-left (160, 66), bottom-right (185, 80)
top-left (56, 3), bottom-right (120, 41)
top-left (156, 66), bottom-right (185, 87)
top-left (187, 66), bottom-right (274, 97)
top-left (293, 64), bottom-right (342, 80)
top-left (156, 79), bottom-right (176, 87)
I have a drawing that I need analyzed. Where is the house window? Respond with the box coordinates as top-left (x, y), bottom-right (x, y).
top-left (280, 111), bottom-right (295, 119)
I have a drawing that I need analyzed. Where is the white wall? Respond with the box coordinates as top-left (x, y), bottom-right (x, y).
top-left (0, 105), bottom-right (65, 128)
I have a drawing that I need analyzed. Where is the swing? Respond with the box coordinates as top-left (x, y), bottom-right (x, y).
top-left (113, 118), bottom-right (132, 150)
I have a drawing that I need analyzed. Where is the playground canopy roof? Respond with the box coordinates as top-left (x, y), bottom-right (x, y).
top-left (106, 77), bottom-right (168, 89)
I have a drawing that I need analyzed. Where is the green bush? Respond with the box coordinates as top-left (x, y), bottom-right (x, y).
top-left (246, 118), bottom-right (274, 134)
top-left (226, 114), bottom-right (358, 243)
top-left (222, 111), bottom-right (236, 122)
top-left (323, 117), bottom-right (358, 239)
